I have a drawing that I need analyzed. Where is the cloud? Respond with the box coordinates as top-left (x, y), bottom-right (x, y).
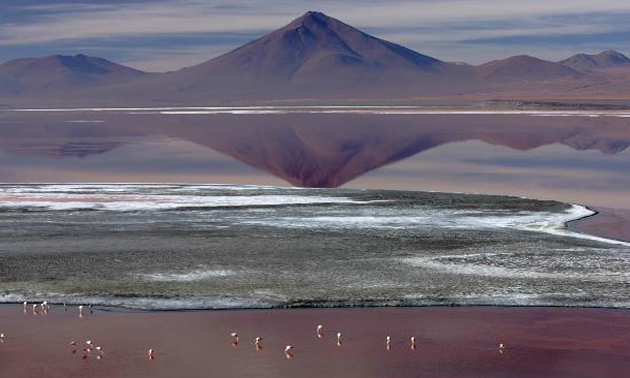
top-left (2, 0), bottom-right (630, 69)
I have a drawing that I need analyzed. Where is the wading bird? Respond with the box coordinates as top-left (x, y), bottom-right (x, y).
top-left (336, 332), bottom-right (342, 346)
top-left (255, 337), bottom-right (263, 350)
top-left (148, 349), bottom-right (155, 360)
top-left (316, 324), bottom-right (324, 338)
top-left (284, 345), bottom-right (293, 358)
top-left (70, 341), bottom-right (77, 354)
top-left (410, 336), bottom-right (417, 349)
top-left (386, 336), bottom-right (392, 350)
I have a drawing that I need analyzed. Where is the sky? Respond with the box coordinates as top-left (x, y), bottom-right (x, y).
top-left (2, 0), bottom-right (630, 72)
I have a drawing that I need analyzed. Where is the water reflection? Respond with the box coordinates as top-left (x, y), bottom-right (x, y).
top-left (0, 112), bottom-right (628, 208)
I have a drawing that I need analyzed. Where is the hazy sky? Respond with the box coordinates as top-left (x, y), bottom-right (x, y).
top-left (2, 0), bottom-right (630, 71)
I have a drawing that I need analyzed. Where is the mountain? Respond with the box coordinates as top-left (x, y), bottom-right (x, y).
top-left (0, 54), bottom-right (145, 94)
top-left (74, 11), bottom-right (472, 103)
top-left (559, 50), bottom-right (630, 71)
top-left (187, 11), bottom-right (450, 80)
top-left (179, 11), bottom-right (462, 84)
top-left (475, 55), bottom-right (581, 80)
top-left (2, 12), bottom-right (629, 105)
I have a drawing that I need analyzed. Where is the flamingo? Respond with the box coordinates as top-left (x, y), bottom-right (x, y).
top-left (32, 304), bottom-right (38, 314)
top-left (70, 341), bottom-right (77, 353)
top-left (0, 333), bottom-right (5, 343)
top-left (316, 324), bottom-right (324, 338)
top-left (85, 340), bottom-right (93, 351)
top-left (284, 345), bottom-right (294, 358)
top-left (255, 337), bottom-right (263, 350)
top-left (336, 332), bottom-right (342, 346)
top-left (148, 349), bottom-right (155, 360)
top-left (78, 306), bottom-right (84, 316)
top-left (386, 336), bottom-right (392, 350)
top-left (230, 332), bottom-right (239, 346)
top-left (410, 336), bottom-right (417, 349)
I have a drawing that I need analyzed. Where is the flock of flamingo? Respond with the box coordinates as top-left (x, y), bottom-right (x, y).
top-left (228, 323), bottom-right (425, 359)
top-left (1, 301), bottom-right (509, 362)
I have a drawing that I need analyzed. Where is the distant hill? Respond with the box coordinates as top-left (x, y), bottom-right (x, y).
top-left (475, 55), bottom-right (581, 80)
top-left (559, 50), bottom-right (630, 70)
top-left (0, 54), bottom-right (146, 95)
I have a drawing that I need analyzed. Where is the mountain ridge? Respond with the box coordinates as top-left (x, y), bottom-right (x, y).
top-left (0, 54), bottom-right (146, 95)
top-left (1, 12), bottom-right (630, 104)
top-left (559, 50), bottom-right (630, 71)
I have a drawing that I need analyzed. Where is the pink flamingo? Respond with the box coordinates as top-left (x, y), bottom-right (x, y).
top-left (316, 324), bottom-right (324, 338)
top-left (284, 345), bottom-right (294, 358)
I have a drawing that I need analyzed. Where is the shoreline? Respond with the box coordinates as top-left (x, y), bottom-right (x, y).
top-left (1, 305), bottom-right (628, 378)
top-left (3, 99), bottom-right (630, 111)
top-left (569, 206), bottom-right (630, 243)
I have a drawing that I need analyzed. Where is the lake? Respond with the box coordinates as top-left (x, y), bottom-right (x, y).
top-left (0, 107), bottom-right (628, 210)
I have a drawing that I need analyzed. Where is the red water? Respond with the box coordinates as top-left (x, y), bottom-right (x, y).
top-left (0, 306), bottom-right (628, 378)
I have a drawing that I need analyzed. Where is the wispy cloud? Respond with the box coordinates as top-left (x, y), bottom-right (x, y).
top-left (2, 0), bottom-right (630, 69)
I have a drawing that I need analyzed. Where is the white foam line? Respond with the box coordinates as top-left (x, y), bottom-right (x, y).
top-left (5, 106), bottom-right (630, 117)
top-left (64, 120), bottom-right (105, 123)
top-left (0, 195), bottom-right (363, 211)
top-left (0, 293), bottom-right (280, 310)
top-left (138, 269), bottom-right (235, 282)
top-left (402, 253), bottom-right (630, 282)
top-left (519, 204), bottom-right (630, 247)
top-left (157, 109), bottom-right (630, 116)
top-left (2, 105), bottom-right (418, 112)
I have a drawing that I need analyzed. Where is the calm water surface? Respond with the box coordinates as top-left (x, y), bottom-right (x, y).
top-left (0, 107), bottom-right (628, 209)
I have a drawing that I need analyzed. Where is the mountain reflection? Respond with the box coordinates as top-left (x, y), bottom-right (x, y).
top-left (0, 112), bottom-right (628, 189)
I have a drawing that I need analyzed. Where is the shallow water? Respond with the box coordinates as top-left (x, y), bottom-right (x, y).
top-left (0, 109), bottom-right (628, 209)
top-left (0, 184), bottom-right (628, 310)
